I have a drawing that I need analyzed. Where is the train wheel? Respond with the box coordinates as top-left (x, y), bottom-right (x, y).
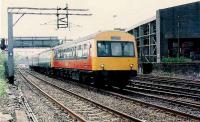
top-left (93, 77), bottom-right (104, 88)
top-left (79, 73), bottom-right (85, 82)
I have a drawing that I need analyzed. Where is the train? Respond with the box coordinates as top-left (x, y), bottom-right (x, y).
top-left (30, 30), bottom-right (138, 88)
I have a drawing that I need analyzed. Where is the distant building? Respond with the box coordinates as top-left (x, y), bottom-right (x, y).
top-left (126, 2), bottom-right (200, 63)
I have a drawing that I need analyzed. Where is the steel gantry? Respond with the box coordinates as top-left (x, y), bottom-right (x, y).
top-left (7, 4), bottom-right (92, 83)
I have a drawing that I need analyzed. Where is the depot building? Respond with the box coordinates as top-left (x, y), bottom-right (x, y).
top-left (126, 2), bottom-right (200, 63)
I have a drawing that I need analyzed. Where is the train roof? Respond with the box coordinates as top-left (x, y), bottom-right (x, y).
top-left (53, 31), bottom-right (101, 50)
top-left (53, 30), bottom-right (131, 50)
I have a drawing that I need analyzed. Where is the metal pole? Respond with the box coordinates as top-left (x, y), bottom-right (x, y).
top-left (177, 16), bottom-right (180, 58)
top-left (66, 4), bottom-right (69, 28)
top-left (8, 12), bottom-right (14, 84)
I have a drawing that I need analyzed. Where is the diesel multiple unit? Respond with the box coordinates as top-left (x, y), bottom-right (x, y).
top-left (30, 31), bottom-right (138, 87)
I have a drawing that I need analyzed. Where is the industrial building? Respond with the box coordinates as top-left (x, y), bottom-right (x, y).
top-left (126, 1), bottom-right (200, 63)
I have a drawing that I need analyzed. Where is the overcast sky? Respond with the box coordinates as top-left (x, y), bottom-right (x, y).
top-left (1, 0), bottom-right (199, 40)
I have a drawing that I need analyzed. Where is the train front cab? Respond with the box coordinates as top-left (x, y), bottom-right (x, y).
top-left (91, 31), bottom-right (138, 87)
top-left (50, 31), bottom-right (138, 88)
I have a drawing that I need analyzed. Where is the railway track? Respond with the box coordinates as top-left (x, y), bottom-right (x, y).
top-left (20, 90), bottom-right (38, 122)
top-left (132, 75), bottom-right (200, 103)
top-left (137, 75), bottom-right (200, 89)
top-left (127, 81), bottom-right (200, 101)
top-left (139, 74), bottom-right (200, 82)
top-left (130, 79), bottom-right (200, 96)
top-left (19, 70), bottom-right (144, 122)
top-left (125, 85), bottom-right (200, 107)
top-left (26, 69), bottom-right (200, 121)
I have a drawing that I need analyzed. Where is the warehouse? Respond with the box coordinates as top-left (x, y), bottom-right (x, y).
top-left (126, 1), bottom-right (200, 63)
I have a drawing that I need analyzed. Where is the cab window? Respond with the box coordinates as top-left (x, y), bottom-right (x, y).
top-left (123, 42), bottom-right (134, 56)
top-left (97, 42), bottom-right (110, 56)
top-left (111, 42), bottom-right (122, 56)
top-left (97, 41), bottom-right (135, 57)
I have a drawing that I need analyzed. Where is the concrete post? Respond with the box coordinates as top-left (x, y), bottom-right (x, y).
top-left (8, 12), bottom-right (14, 84)
top-left (156, 10), bottom-right (161, 63)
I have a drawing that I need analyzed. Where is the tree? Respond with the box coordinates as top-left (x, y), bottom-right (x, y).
top-left (0, 39), bottom-right (6, 50)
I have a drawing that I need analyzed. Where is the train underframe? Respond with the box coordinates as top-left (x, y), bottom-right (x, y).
top-left (30, 66), bottom-right (137, 88)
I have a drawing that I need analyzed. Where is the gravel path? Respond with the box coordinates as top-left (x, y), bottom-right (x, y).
top-left (30, 70), bottom-right (195, 122)
top-left (0, 81), bottom-right (28, 122)
top-left (16, 72), bottom-right (73, 122)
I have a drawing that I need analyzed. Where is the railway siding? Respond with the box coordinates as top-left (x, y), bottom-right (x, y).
top-left (26, 69), bottom-right (197, 122)
top-left (20, 70), bottom-right (144, 122)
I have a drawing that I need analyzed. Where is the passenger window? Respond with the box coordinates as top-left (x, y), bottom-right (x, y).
top-left (83, 44), bottom-right (88, 58)
top-left (72, 47), bottom-right (75, 58)
top-left (97, 42), bottom-right (110, 56)
top-left (76, 45), bottom-right (82, 58)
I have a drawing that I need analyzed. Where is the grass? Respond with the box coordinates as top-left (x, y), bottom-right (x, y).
top-left (0, 52), bottom-right (7, 96)
top-left (0, 78), bottom-right (6, 96)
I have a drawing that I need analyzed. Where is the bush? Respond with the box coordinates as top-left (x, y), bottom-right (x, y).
top-left (0, 52), bottom-right (7, 96)
top-left (0, 79), bottom-right (6, 96)
top-left (161, 56), bottom-right (191, 63)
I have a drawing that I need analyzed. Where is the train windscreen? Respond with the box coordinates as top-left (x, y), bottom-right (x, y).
top-left (97, 41), bottom-right (135, 57)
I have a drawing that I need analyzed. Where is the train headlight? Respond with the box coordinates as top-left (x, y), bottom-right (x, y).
top-left (100, 64), bottom-right (104, 70)
top-left (130, 64), bottom-right (134, 70)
